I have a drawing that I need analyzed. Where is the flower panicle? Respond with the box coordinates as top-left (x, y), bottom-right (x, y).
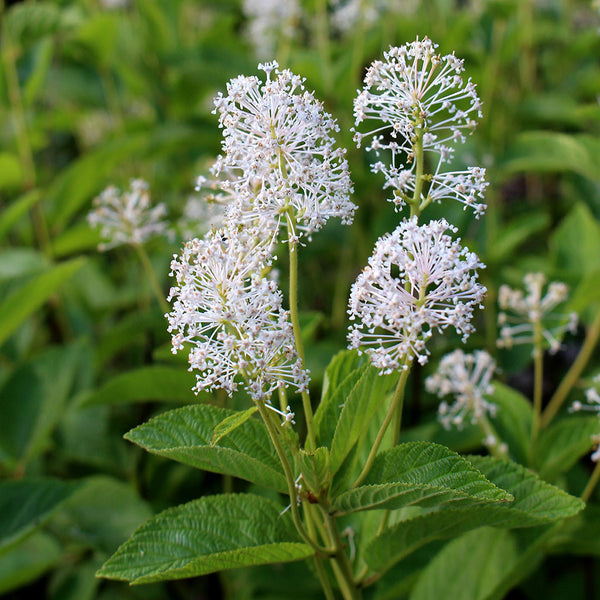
top-left (347, 217), bottom-right (486, 372)
top-left (87, 179), bottom-right (170, 250)
top-left (497, 272), bottom-right (578, 354)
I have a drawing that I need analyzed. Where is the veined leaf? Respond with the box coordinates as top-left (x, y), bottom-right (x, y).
top-left (125, 404), bottom-right (287, 492)
top-left (0, 479), bottom-right (81, 555)
top-left (97, 494), bottom-right (314, 584)
top-left (80, 366), bottom-right (201, 406)
top-left (329, 364), bottom-right (396, 475)
top-left (314, 350), bottom-right (364, 448)
top-left (211, 406), bottom-right (258, 447)
top-left (365, 457), bottom-right (583, 572)
top-left (534, 416), bottom-right (600, 480)
top-left (298, 447), bottom-right (330, 495)
top-left (0, 257), bottom-right (85, 347)
top-left (332, 442), bottom-right (511, 515)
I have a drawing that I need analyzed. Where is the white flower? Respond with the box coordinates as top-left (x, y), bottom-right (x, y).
top-left (353, 38), bottom-right (486, 215)
top-left (166, 228), bottom-right (309, 400)
top-left (497, 273), bottom-right (578, 354)
top-left (569, 374), bottom-right (600, 461)
top-left (87, 179), bottom-right (170, 251)
top-left (243, 0), bottom-right (300, 58)
top-left (426, 349), bottom-right (497, 429)
top-left (347, 218), bottom-right (486, 372)
top-left (212, 62), bottom-right (355, 238)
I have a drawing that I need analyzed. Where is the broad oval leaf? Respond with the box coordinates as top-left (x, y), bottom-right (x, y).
top-left (97, 494), bottom-right (314, 584)
top-left (80, 366), bottom-right (202, 407)
top-left (365, 457), bottom-right (583, 573)
top-left (125, 404), bottom-right (287, 492)
top-left (332, 442), bottom-right (511, 515)
top-left (534, 416), bottom-right (600, 480)
top-left (0, 479), bottom-right (81, 555)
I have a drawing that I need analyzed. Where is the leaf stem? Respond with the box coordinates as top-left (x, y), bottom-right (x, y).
top-left (530, 321), bottom-right (544, 450)
top-left (287, 227), bottom-right (316, 451)
top-left (352, 362), bottom-right (410, 487)
top-left (133, 244), bottom-right (170, 315)
top-left (255, 400), bottom-right (325, 554)
top-left (542, 309), bottom-right (600, 428)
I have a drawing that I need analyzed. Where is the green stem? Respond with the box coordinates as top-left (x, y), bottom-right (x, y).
top-left (581, 459), bottom-right (600, 504)
top-left (479, 414), bottom-right (508, 459)
top-left (352, 363), bottom-right (410, 487)
top-left (542, 309), bottom-right (600, 428)
top-left (530, 321), bottom-right (544, 452)
top-left (315, 0), bottom-right (333, 93)
top-left (287, 230), bottom-right (316, 451)
top-left (255, 400), bottom-right (325, 554)
top-left (304, 507), bottom-right (336, 600)
top-left (134, 244), bottom-right (170, 315)
top-left (321, 506), bottom-right (362, 600)
top-left (411, 122), bottom-right (425, 219)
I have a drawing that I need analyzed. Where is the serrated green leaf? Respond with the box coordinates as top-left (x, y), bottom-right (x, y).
top-left (211, 406), bottom-right (258, 447)
top-left (365, 457), bottom-right (583, 572)
top-left (298, 447), bottom-right (330, 495)
top-left (534, 416), bottom-right (600, 480)
top-left (0, 532), bottom-right (61, 595)
top-left (314, 350), bottom-right (363, 448)
top-left (489, 382), bottom-right (533, 464)
top-left (329, 365), bottom-right (396, 475)
top-left (80, 366), bottom-right (201, 406)
top-left (0, 257), bottom-right (85, 347)
top-left (97, 494), bottom-right (314, 584)
top-left (0, 479), bottom-right (81, 555)
top-left (125, 404), bottom-right (287, 492)
top-left (332, 442), bottom-right (511, 515)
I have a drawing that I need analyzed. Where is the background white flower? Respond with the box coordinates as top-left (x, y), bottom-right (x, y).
top-left (87, 179), bottom-right (170, 251)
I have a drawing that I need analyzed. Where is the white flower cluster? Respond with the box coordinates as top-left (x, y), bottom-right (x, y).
top-left (570, 374), bottom-right (600, 461)
top-left (166, 229), bottom-right (309, 400)
top-left (243, 0), bottom-right (300, 59)
top-left (426, 349), bottom-right (497, 430)
top-left (497, 273), bottom-right (578, 354)
top-left (87, 179), bottom-right (170, 251)
top-left (211, 61), bottom-right (356, 239)
top-left (353, 37), bottom-right (487, 216)
top-left (348, 218), bottom-right (486, 371)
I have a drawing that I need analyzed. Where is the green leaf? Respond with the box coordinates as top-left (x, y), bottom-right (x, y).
top-left (534, 416), bottom-right (600, 480)
top-left (314, 349), bottom-right (363, 448)
top-left (409, 527), bottom-right (545, 600)
top-left (125, 404), bottom-right (287, 492)
top-left (97, 494), bottom-right (314, 584)
top-left (551, 203), bottom-right (600, 280)
top-left (298, 447), bottom-right (330, 495)
top-left (0, 191), bottom-right (40, 243)
top-left (52, 476), bottom-right (152, 554)
top-left (0, 344), bottom-right (81, 465)
top-left (365, 457), bottom-right (583, 572)
top-left (0, 533), bottom-right (61, 595)
top-left (501, 132), bottom-right (600, 182)
top-left (332, 442), bottom-right (511, 515)
top-left (0, 248), bottom-right (47, 283)
top-left (80, 366), bottom-right (202, 406)
top-left (0, 257), bottom-right (85, 347)
top-left (487, 212), bottom-right (550, 265)
top-left (211, 406), bottom-right (258, 447)
top-left (329, 364), bottom-right (396, 475)
top-left (489, 382), bottom-right (533, 465)
top-left (0, 153), bottom-right (24, 191)
top-left (550, 505), bottom-right (600, 556)
top-left (0, 479), bottom-right (81, 555)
